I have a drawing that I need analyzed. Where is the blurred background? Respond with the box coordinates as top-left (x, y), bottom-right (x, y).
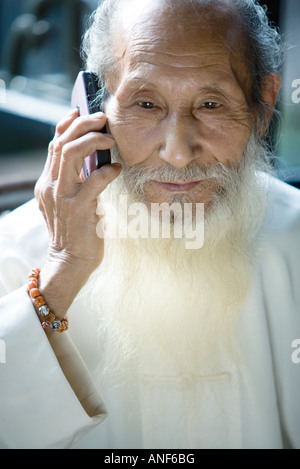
top-left (0, 0), bottom-right (299, 213)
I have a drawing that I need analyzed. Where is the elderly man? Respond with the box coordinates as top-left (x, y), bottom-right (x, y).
top-left (0, 0), bottom-right (299, 449)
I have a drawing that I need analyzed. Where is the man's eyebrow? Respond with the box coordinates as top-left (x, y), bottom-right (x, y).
top-left (122, 75), bottom-right (244, 98)
top-left (126, 74), bottom-right (237, 87)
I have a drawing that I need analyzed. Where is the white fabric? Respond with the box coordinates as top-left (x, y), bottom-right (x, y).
top-left (0, 175), bottom-right (299, 449)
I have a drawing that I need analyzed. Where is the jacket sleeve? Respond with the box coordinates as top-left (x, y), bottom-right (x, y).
top-left (0, 202), bottom-right (107, 449)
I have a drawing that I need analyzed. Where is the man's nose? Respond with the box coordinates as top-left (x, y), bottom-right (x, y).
top-left (158, 113), bottom-right (202, 168)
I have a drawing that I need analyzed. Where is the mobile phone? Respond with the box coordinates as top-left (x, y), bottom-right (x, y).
top-left (71, 71), bottom-right (111, 179)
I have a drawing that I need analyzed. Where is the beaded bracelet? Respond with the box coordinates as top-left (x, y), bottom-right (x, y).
top-left (27, 268), bottom-right (69, 333)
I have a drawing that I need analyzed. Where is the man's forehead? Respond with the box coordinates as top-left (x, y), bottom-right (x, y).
top-left (110, 0), bottom-right (250, 95)
top-left (113, 0), bottom-right (247, 70)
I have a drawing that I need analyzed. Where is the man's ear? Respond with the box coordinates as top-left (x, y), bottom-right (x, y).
top-left (258, 73), bottom-right (282, 137)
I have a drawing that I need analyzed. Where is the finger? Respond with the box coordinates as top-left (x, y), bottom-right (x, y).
top-left (78, 163), bottom-right (122, 203)
top-left (57, 132), bottom-right (116, 194)
top-left (34, 175), bottom-right (56, 239)
top-left (43, 109), bottom-right (79, 182)
top-left (54, 108), bottom-right (79, 140)
top-left (50, 112), bottom-right (108, 183)
top-left (56, 112), bottom-right (108, 148)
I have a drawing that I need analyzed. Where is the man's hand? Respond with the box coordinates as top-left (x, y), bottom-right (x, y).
top-left (34, 109), bottom-right (121, 319)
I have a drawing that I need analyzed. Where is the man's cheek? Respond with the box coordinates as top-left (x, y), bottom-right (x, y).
top-left (108, 108), bottom-right (141, 130)
top-left (107, 107), bottom-right (158, 162)
top-left (110, 120), bottom-right (156, 165)
top-left (200, 114), bottom-right (253, 160)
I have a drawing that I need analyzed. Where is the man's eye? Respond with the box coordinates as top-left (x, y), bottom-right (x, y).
top-left (138, 102), bottom-right (155, 109)
top-left (202, 102), bottom-right (220, 110)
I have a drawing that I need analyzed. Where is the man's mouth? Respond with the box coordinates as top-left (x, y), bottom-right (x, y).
top-left (153, 180), bottom-right (202, 192)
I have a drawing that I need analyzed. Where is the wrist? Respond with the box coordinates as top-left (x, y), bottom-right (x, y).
top-left (27, 268), bottom-right (68, 333)
top-left (38, 257), bottom-right (91, 320)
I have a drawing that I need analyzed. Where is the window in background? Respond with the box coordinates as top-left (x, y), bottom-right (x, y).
top-left (0, 0), bottom-right (98, 102)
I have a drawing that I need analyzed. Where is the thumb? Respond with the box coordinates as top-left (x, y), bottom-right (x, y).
top-left (79, 163), bottom-right (122, 201)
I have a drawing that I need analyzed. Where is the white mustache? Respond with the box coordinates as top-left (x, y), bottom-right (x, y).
top-left (119, 161), bottom-right (237, 194)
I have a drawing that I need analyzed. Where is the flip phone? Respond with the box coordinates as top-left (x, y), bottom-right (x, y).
top-left (71, 71), bottom-right (111, 179)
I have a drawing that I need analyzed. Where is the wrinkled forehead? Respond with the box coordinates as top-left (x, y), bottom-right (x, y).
top-left (111, 0), bottom-right (251, 92)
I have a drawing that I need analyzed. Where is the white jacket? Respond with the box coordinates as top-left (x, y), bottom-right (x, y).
top-left (0, 176), bottom-right (299, 449)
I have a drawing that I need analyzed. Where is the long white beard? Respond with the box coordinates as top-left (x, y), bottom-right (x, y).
top-left (82, 134), bottom-right (272, 385)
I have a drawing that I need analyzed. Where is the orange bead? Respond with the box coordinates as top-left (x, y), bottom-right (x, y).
top-left (28, 278), bottom-right (38, 290)
top-left (45, 312), bottom-right (55, 324)
top-left (29, 288), bottom-right (40, 299)
top-left (61, 318), bottom-right (69, 327)
top-left (57, 322), bottom-right (68, 333)
top-left (34, 296), bottom-right (46, 308)
top-left (28, 268), bottom-right (40, 279)
top-left (42, 311), bottom-right (55, 329)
